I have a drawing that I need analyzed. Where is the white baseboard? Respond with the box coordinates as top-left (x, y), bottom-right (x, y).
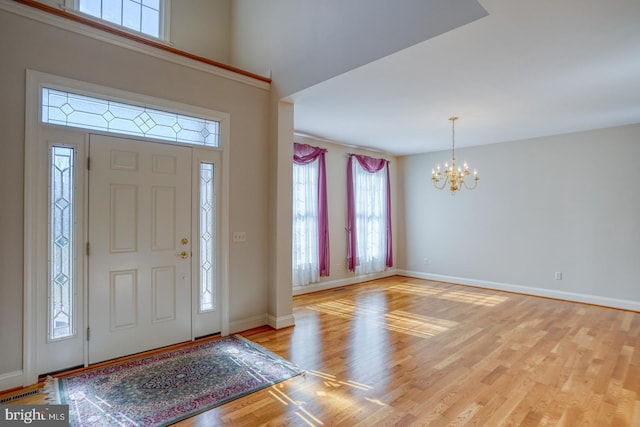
top-left (293, 269), bottom-right (398, 296)
top-left (228, 314), bottom-right (268, 334)
top-left (267, 314), bottom-right (295, 329)
top-left (228, 313), bottom-right (296, 334)
top-left (398, 270), bottom-right (640, 312)
top-left (0, 370), bottom-right (25, 393)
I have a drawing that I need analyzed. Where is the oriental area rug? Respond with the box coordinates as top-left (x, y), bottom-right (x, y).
top-left (46, 335), bottom-right (303, 427)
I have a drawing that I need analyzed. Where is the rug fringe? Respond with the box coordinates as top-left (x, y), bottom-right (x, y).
top-left (43, 376), bottom-right (61, 404)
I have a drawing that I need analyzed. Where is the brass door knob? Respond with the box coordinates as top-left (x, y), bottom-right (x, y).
top-left (178, 251), bottom-right (189, 259)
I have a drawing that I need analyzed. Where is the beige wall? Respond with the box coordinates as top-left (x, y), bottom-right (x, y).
top-left (171, 0), bottom-right (231, 63)
top-left (0, 7), bottom-right (270, 382)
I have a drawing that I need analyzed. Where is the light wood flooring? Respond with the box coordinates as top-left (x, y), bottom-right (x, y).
top-left (4, 276), bottom-right (640, 426)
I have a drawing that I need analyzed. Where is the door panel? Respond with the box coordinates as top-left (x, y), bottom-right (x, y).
top-left (110, 270), bottom-right (138, 330)
top-left (110, 184), bottom-right (138, 252)
top-left (88, 135), bottom-right (192, 364)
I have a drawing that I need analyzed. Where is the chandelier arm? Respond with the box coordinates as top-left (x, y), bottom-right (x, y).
top-left (433, 175), bottom-right (448, 190)
top-left (462, 178), bottom-right (478, 190)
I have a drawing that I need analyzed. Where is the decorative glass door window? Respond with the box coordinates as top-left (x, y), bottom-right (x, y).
top-left (49, 146), bottom-right (76, 340)
top-left (42, 87), bottom-right (219, 147)
top-left (199, 163), bottom-right (216, 312)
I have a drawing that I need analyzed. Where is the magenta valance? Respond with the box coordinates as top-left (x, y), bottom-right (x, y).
top-left (294, 143), bottom-right (327, 165)
top-left (352, 153), bottom-right (388, 173)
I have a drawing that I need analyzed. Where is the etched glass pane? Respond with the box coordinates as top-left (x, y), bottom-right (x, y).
top-left (50, 146), bottom-right (75, 340)
top-left (42, 88), bottom-right (220, 147)
top-left (200, 163), bottom-right (215, 312)
top-left (78, 0), bottom-right (161, 38)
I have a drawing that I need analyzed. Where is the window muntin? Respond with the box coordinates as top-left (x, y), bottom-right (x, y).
top-left (76, 0), bottom-right (164, 39)
top-left (49, 146), bottom-right (76, 340)
top-left (199, 162), bottom-right (216, 312)
top-left (42, 87), bottom-right (219, 147)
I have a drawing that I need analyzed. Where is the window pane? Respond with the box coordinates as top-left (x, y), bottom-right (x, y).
top-left (122, 0), bottom-right (142, 32)
top-left (42, 88), bottom-right (220, 147)
top-left (78, 0), bottom-right (100, 18)
top-left (200, 163), bottom-right (216, 312)
top-left (50, 146), bottom-right (75, 340)
top-left (78, 0), bottom-right (162, 39)
top-left (102, 0), bottom-right (123, 26)
top-left (143, 0), bottom-right (160, 8)
top-left (141, 7), bottom-right (160, 38)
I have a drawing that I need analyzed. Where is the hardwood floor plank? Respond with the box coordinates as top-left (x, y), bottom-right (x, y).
top-left (2, 276), bottom-right (639, 426)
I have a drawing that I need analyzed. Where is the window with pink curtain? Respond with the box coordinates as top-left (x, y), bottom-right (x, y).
top-left (293, 143), bottom-right (329, 286)
top-left (347, 154), bottom-right (392, 274)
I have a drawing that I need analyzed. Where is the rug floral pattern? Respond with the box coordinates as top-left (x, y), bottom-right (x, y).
top-left (53, 336), bottom-right (303, 426)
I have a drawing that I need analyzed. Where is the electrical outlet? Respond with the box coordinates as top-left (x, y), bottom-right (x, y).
top-left (423, 258), bottom-right (429, 265)
top-left (555, 272), bottom-right (562, 280)
top-left (232, 231), bottom-right (247, 242)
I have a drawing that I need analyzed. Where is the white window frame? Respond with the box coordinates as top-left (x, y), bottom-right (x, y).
top-left (292, 159), bottom-right (321, 287)
top-left (48, 144), bottom-right (78, 342)
top-left (352, 161), bottom-right (388, 275)
top-left (198, 161), bottom-right (216, 312)
top-left (64, 0), bottom-right (172, 41)
top-left (23, 69), bottom-right (230, 385)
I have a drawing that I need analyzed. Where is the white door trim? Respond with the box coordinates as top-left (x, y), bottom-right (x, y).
top-left (23, 70), bottom-right (230, 386)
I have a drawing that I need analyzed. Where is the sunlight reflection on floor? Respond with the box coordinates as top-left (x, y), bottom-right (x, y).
top-left (306, 300), bottom-right (458, 339)
top-left (265, 370), bottom-right (381, 427)
top-left (390, 283), bottom-right (509, 307)
top-left (385, 310), bottom-right (458, 337)
top-left (278, 282), bottom-right (512, 425)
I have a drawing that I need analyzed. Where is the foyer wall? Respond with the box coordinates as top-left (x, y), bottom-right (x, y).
top-left (0, 7), bottom-right (270, 386)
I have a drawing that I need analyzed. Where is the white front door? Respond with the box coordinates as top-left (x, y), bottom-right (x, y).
top-left (88, 135), bottom-right (192, 364)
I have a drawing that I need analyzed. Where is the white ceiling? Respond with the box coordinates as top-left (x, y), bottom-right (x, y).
top-left (290, 0), bottom-right (640, 155)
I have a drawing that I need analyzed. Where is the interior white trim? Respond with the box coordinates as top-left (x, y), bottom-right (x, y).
top-left (399, 270), bottom-right (640, 312)
top-left (267, 314), bottom-right (295, 329)
top-left (24, 69), bottom-right (232, 386)
top-left (228, 314), bottom-right (268, 335)
top-left (0, 371), bottom-right (25, 393)
top-left (293, 269), bottom-right (398, 296)
top-left (0, 0), bottom-right (269, 90)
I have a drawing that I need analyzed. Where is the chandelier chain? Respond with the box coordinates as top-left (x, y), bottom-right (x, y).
top-left (450, 116), bottom-right (457, 159)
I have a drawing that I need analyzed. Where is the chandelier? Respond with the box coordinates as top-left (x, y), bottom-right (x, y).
top-left (432, 116), bottom-right (478, 192)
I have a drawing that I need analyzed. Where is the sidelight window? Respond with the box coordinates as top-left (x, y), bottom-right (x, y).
top-left (49, 146), bottom-right (76, 340)
top-left (199, 163), bottom-right (216, 312)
